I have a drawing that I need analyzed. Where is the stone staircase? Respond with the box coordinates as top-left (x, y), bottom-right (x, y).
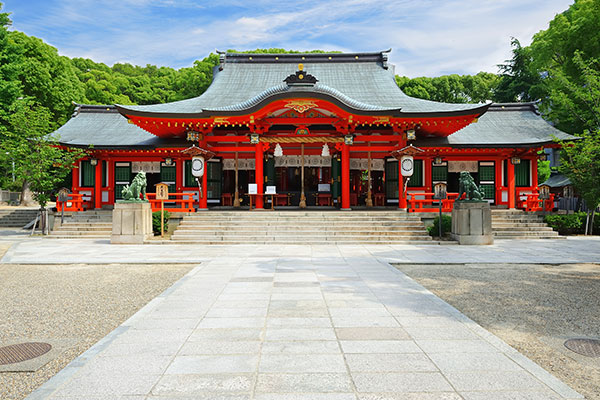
top-left (50, 210), bottom-right (112, 239)
top-left (492, 209), bottom-right (562, 239)
top-left (171, 211), bottom-right (434, 244)
top-left (0, 208), bottom-right (39, 227)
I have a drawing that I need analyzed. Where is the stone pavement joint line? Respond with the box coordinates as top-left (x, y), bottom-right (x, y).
top-left (25, 252), bottom-right (584, 399)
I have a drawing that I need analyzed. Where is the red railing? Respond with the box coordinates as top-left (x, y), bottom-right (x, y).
top-left (525, 193), bottom-right (555, 212)
top-left (56, 193), bottom-right (84, 212)
top-left (407, 192), bottom-right (461, 213)
top-left (147, 193), bottom-right (195, 213)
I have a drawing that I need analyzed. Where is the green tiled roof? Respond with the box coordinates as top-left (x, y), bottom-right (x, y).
top-left (541, 173), bottom-right (572, 188)
top-left (55, 102), bottom-right (576, 149)
top-left (415, 103), bottom-right (577, 147)
top-left (53, 105), bottom-right (160, 148)
top-left (117, 51), bottom-right (485, 116)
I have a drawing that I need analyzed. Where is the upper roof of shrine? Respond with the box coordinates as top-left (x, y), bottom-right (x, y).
top-left (54, 102), bottom-right (576, 149)
top-left (115, 50), bottom-right (489, 118)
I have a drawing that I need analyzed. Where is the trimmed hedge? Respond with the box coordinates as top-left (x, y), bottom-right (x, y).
top-left (544, 212), bottom-right (599, 235)
top-left (428, 215), bottom-right (452, 237)
top-left (152, 210), bottom-right (170, 236)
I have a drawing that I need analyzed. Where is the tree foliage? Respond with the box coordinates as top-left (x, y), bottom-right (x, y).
top-left (395, 72), bottom-right (499, 103)
top-left (530, 0), bottom-right (600, 134)
top-left (0, 99), bottom-right (85, 207)
top-left (495, 38), bottom-right (542, 103)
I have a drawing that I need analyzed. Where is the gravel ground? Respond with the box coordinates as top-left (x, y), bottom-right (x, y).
top-left (0, 263), bottom-right (194, 400)
top-left (394, 262), bottom-right (600, 400)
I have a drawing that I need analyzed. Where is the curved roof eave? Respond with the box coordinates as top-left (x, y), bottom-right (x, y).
top-left (116, 88), bottom-right (490, 120)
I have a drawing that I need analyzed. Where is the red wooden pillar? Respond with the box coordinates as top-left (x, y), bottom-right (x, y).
top-left (175, 158), bottom-right (183, 191)
top-left (424, 157), bottom-right (432, 192)
top-left (255, 143), bottom-right (264, 209)
top-left (531, 156), bottom-right (538, 187)
top-left (398, 161), bottom-right (407, 210)
top-left (341, 143), bottom-right (350, 210)
top-left (507, 159), bottom-right (516, 209)
top-left (199, 165), bottom-right (208, 210)
top-left (94, 160), bottom-right (102, 209)
top-left (107, 159), bottom-right (115, 204)
top-left (494, 158), bottom-right (503, 205)
top-left (72, 163), bottom-right (80, 192)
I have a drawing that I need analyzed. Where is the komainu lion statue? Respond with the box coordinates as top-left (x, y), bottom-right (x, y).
top-left (458, 171), bottom-right (484, 201)
top-left (121, 171), bottom-right (147, 202)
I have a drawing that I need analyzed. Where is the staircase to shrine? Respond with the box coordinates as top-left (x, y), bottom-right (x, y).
top-left (0, 208), bottom-right (39, 227)
top-left (170, 211), bottom-right (434, 244)
top-left (50, 210), bottom-right (112, 239)
top-left (491, 209), bottom-right (562, 239)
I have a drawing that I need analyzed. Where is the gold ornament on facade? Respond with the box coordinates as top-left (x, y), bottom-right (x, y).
top-left (213, 117), bottom-right (230, 124)
top-left (284, 100), bottom-right (318, 113)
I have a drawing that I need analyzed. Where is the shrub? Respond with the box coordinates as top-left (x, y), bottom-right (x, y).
top-left (152, 210), bottom-right (170, 236)
top-left (544, 213), bottom-right (584, 235)
top-left (428, 215), bottom-right (452, 237)
top-left (543, 212), bottom-right (600, 235)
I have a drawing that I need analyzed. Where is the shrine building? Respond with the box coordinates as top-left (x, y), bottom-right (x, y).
top-left (53, 50), bottom-right (575, 213)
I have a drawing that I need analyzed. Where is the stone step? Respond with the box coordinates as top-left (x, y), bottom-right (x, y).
top-left (56, 222), bottom-right (113, 227)
top-left (175, 226), bottom-right (427, 232)
top-left (48, 231), bottom-right (111, 236)
top-left (53, 226), bottom-right (113, 232)
top-left (165, 240), bottom-right (439, 245)
top-left (47, 235), bottom-right (110, 239)
top-left (171, 232), bottom-right (432, 239)
top-left (493, 231), bottom-right (559, 237)
top-left (492, 227), bottom-right (554, 232)
top-left (494, 235), bottom-right (565, 240)
top-left (180, 222), bottom-right (425, 227)
top-left (170, 236), bottom-right (433, 243)
top-left (492, 222), bottom-right (548, 227)
top-left (182, 216), bottom-right (423, 222)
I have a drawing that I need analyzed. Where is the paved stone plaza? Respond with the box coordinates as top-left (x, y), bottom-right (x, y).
top-left (3, 237), bottom-right (597, 399)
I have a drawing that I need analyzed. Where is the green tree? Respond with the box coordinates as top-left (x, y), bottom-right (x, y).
top-left (495, 38), bottom-right (542, 103)
top-left (395, 73), bottom-right (498, 103)
top-left (530, 0), bottom-right (600, 133)
top-left (0, 99), bottom-right (85, 209)
top-left (558, 130), bottom-right (600, 233)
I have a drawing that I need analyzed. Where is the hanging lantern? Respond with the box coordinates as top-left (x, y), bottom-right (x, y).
top-left (321, 143), bottom-right (330, 157)
top-left (274, 143), bottom-right (284, 157)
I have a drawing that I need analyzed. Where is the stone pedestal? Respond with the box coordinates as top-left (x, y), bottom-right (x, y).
top-left (451, 201), bottom-right (493, 245)
top-left (111, 202), bottom-right (152, 244)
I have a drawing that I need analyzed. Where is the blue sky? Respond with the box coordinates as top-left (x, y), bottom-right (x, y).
top-left (3, 0), bottom-right (573, 77)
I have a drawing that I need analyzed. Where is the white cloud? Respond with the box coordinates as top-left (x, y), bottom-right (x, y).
top-left (4, 0), bottom-right (574, 76)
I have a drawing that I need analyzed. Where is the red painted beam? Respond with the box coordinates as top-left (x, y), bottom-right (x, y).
top-left (349, 146), bottom-right (398, 152)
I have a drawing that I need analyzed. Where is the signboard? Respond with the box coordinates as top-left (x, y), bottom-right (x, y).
top-left (57, 188), bottom-right (70, 202)
top-left (433, 182), bottom-right (447, 200)
top-left (318, 183), bottom-right (331, 192)
top-left (400, 155), bottom-right (414, 177)
top-left (155, 183), bottom-right (169, 200)
top-left (538, 184), bottom-right (550, 200)
top-left (248, 183), bottom-right (258, 195)
top-left (448, 161), bottom-right (478, 173)
top-left (265, 186), bottom-right (276, 194)
top-left (191, 156), bottom-right (205, 177)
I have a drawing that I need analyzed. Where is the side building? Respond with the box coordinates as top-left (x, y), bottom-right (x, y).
top-left (53, 50), bottom-right (575, 211)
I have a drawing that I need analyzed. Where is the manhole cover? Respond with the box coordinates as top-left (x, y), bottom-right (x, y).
top-left (564, 338), bottom-right (600, 357)
top-left (0, 342), bottom-right (52, 365)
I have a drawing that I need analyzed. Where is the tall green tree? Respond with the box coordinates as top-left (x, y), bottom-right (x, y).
top-left (395, 73), bottom-right (499, 103)
top-left (495, 38), bottom-right (543, 103)
top-left (530, 0), bottom-right (600, 134)
top-left (0, 99), bottom-right (85, 207)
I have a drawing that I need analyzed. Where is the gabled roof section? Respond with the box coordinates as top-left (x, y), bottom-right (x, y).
top-left (52, 104), bottom-right (167, 149)
top-left (116, 50), bottom-right (488, 118)
top-left (414, 102), bottom-right (577, 147)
